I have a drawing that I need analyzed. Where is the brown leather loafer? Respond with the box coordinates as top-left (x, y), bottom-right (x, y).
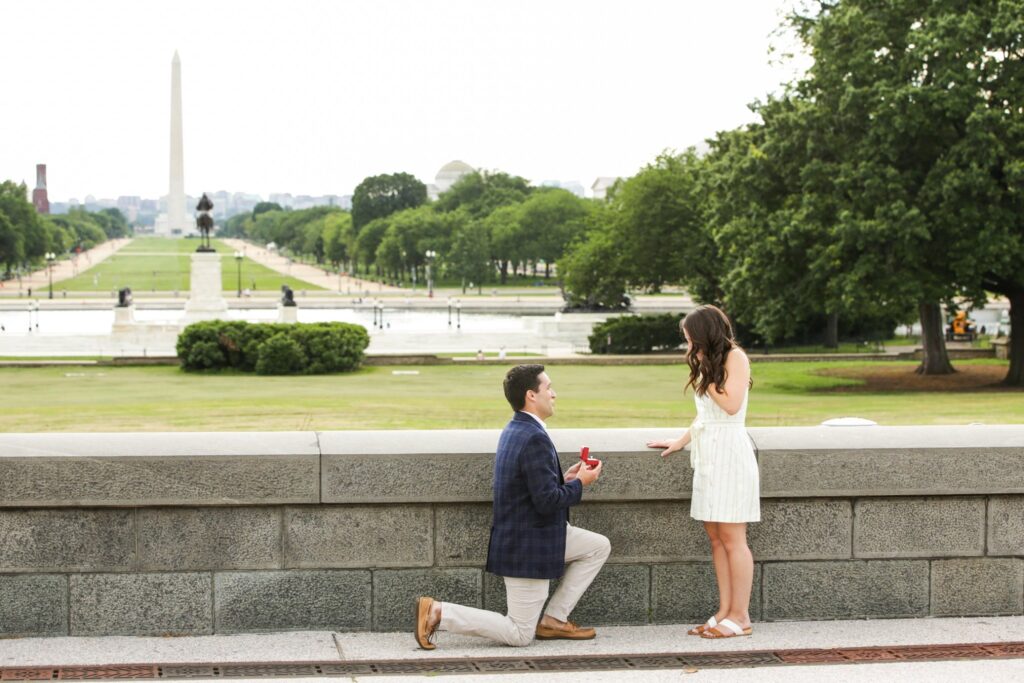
top-left (414, 596), bottom-right (437, 650)
top-left (535, 619), bottom-right (596, 640)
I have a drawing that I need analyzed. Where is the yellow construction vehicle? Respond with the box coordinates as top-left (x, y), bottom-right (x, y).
top-left (946, 310), bottom-right (977, 342)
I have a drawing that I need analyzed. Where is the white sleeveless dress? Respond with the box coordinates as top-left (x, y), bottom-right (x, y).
top-left (688, 388), bottom-right (760, 523)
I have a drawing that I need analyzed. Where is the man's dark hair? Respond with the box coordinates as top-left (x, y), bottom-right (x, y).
top-left (503, 364), bottom-right (545, 411)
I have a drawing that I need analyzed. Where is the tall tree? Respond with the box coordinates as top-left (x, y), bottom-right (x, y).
top-left (517, 189), bottom-right (589, 278)
top-left (449, 220), bottom-right (492, 294)
top-left (610, 151), bottom-right (715, 295)
top-left (351, 173), bottom-right (427, 231)
top-left (787, 0), bottom-right (1024, 376)
top-left (434, 171), bottom-right (531, 218)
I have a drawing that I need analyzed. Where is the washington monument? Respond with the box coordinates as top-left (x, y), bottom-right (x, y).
top-left (156, 50), bottom-right (191, 236)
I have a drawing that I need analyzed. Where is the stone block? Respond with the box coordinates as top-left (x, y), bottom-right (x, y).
top-left (0, 432), bottom-right (320, 507)
top-left (322, 452), bottom-right (495, 504)
top-left (931, 558), bottom-right (1024, 616)
top-left (989, 496), bottom-right (1024, 556)
top-left (0, 509), bottom-right (133, 571)
top-left (569, 502), bottom-right (706, 562)
top-left (756, 425), bottom-right (1024, 497)
top-left (138, 507), bottom-right (281, 570)
top-left (0, 574), bottom-right (67, 636)
top-left (854, 498), bottom-right (985, 558)
top-left (749, 499), bottom-right (851, 560)
top-left (373, 569), bottom-right (481, 631)
top-left (435, 503), bottom-right (492, 566)
top-left (484, 564), bottom-right (651, 626)
top-left (651, 563), bottom-right (763, 623)
top-left (762, 560), bottom-right (929, 620)
top-left (285, 505), bottom-right (432, 568)
top-left (70, 573), bottom-right (212, 636)
top-left (215, 570), bottom-right (371, 632)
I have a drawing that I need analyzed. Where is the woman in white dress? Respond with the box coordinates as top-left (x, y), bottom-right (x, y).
top-left (647, 305), bottom-right (760, 639)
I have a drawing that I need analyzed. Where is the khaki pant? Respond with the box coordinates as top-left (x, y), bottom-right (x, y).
top-left (438, 524), bottom-right (611, 647)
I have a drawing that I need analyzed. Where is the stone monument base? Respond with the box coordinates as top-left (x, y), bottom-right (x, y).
top-left (184, 252), bottom-right (228, 322)
top-left (277, 305), bottom-right (298, 323)
top-left (111, 304), bottom-right (136, 332)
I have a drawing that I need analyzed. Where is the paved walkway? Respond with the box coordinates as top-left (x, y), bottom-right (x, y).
top-left (1, 617), bottom-right (1022, 681)
top-left (2, 238), bottom-right (130, 294)
top-left (219, 238), bottom-right (404, 294)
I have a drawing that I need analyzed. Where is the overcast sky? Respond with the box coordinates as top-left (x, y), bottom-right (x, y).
top-left (1, 0), bottom-right (809, 201)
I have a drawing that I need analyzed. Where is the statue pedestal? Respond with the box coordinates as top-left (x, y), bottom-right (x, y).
top-left (277, 305), bottom-right (298, 323)
top-left (111, 304), bottom-right (136, 332)
top-left (184, 252), bottom-right (228, 322)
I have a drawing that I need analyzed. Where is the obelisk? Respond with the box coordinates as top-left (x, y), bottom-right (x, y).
top-left (167, 50), bottom-right (187, 235)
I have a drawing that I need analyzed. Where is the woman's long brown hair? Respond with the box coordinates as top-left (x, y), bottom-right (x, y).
top-left (682, 305), bottom-right (751, 396)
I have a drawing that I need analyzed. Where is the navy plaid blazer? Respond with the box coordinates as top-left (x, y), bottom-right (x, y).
top-left (485, 411), bottom-right (583, 579)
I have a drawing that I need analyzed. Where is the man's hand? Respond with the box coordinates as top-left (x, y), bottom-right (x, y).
top-left (576, 459), bottom-right (602, 486)
top-left (564, 461), bottom-right (582, 482)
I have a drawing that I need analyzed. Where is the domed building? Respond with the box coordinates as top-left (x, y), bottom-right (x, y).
top-left (428, 160), bottom-right (475, 199)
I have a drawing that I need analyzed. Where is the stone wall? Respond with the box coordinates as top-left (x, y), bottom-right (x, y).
top-left (1, 426), bottom-right (1022, 637)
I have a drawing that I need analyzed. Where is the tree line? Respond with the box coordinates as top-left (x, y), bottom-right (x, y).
top-left (0, 180), bottom-right (130, 277)
top-left (220, 170), bottom-right (596, 294)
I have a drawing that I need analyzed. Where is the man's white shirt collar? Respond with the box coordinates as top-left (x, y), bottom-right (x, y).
top-left (519, 410), bottom-right (547, 430)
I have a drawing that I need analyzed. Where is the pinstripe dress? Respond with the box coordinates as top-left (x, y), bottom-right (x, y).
top-left (688, 389), bottom-right (761, 523)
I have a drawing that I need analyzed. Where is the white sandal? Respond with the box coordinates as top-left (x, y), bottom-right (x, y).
top-left (687, 615), bottom-right (717, 636)
top-left (700, 618), bottom-right (752, 639)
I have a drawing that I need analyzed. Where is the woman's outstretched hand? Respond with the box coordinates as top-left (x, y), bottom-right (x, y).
top-left (647, 438), bottom-right (684, 458)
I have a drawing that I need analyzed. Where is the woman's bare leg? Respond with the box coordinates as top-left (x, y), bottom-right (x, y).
top-left (704, 521), bottom-right (731, 622)
top-left (717, 522), bottom-right (753, 628)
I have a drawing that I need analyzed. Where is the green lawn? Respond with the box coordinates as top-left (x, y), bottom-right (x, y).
top-left (1, 360), bottom-right (1018, 432)
top-left (57, 238), bottom-right (322, 292)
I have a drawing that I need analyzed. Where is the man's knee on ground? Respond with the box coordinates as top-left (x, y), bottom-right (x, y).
top-left (506, 625), bottom-right (536, 647)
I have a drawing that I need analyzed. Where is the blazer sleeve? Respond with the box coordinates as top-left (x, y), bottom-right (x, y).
top-left (521, 433), bottom-right (583, 515)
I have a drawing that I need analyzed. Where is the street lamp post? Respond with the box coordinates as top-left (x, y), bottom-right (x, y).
top-left (447, 297), bottom-right (452, 327)
top-left (456, 299), bottom-right (461, 330)
top-left (45, 252), bottom-right (56, 299)
top-left (234, 251), bottom-right (243, 297)
top-left (425, 250), bottom-right (437, 298)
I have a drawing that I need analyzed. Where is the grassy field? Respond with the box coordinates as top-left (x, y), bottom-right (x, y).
top-left (1, 359), bottom-right (1018, 432)
top-left (56, 238), bottom-right (322, 292)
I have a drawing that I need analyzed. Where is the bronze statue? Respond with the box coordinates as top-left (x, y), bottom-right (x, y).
top-left (281, 284), bottom-right (296, 307)
top-left (117, 287), bottom-right (133, 307)
top-left (196, 193), bottom-right (215, 252)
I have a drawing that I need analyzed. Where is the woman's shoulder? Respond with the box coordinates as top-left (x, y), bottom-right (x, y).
top-left (726, 345), bottom-right (749, 366)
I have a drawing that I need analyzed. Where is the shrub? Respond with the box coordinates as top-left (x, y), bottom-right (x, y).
top-left (177, 321), bottom-right (228, 370)
top-left (255, 332), bottom-right (308, 375)
top-left (184, 339), bottom-right (227, 370)
top-left (177, 320), bottom-right (369, 374)
top-left (589, 314), bottom-right (683, 354)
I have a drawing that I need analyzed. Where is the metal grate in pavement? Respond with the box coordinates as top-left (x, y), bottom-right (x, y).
top-left (1, 642), bottom-right (1021, 680)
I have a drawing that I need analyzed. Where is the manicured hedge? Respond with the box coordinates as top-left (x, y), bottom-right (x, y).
top-left (588, 314), bottom-right (684, 354)
top-left (176, 320), bottom-right (370, 374)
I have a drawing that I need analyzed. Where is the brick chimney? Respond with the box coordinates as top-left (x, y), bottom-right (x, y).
top-left (32, 164), bottom-right (50, 214)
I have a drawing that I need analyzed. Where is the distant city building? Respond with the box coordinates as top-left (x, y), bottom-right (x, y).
top-left (32, 164), bottom-right (49, 214)
top-left (116, 196), bottom-right (141, 222)
top-left (427, 160), bottom-right (474, 200)
top-left (591, 177), bottom-right (620, 201)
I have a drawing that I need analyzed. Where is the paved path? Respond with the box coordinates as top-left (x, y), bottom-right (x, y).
top-left (1, 616), bottom-right (1022, 681)
top-left (219, 238), bottom-right (404, 294)
top-left (2, 238), bottom-right (131, 294)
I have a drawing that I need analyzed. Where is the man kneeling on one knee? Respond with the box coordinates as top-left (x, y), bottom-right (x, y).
top-left (416, 364), bottom-right (610, 649)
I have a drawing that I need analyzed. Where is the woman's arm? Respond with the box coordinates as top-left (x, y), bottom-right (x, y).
top-left (646, 421), bottom-right (694, 458)
top-left (707, 348), bottom-right (750, 415)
